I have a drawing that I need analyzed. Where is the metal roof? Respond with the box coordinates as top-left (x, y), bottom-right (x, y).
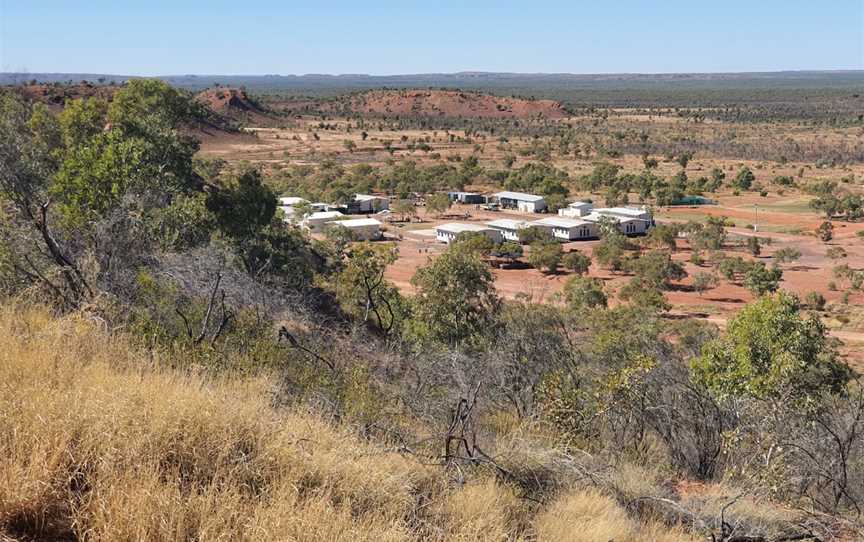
top-left (307, 211), bottom-right (344, 220)
top-left (355, 194), bottom-right (389, 201)
top-left (595, 206), bottom-right (651, 217)
top-left (531, 217), bottom-right (593, 229)
top-left (492, 191), bottom-right (546, 202)
top-left (436, 223), bottom-right (495, 233)
top-left (485, 219), bottom-right (529, 230)
top-left (329, 218), bottom-right (382, 227)
top-left (279, 196), bottom-right (308, 206)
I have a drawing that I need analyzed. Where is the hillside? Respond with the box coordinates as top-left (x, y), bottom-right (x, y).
top-left (195, 87), bottom-right (284, 126)
top-left (326, 89), bottom-right (570, 119)
top-left (10, 83), bottom-right (258, 140)
top-left (0, 304), bottom-right (699, 542)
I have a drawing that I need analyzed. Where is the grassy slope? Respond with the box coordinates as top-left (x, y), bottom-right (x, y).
top-left (0, 304), bottom-right (696, 541)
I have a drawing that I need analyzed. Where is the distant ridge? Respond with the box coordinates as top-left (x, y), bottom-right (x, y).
top-left (3, 70), bottom-right (863, 93)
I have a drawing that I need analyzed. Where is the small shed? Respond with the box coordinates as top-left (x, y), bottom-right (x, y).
top-left (558, 201), bottom-right (594, 218)
top-left (349, 194), bottom-right (390, 214)
top-left (448, 191), bottom-right (486, 204)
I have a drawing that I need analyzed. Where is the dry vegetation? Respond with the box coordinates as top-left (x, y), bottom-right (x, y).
top-left (1, 304), bottom-right (705, 541)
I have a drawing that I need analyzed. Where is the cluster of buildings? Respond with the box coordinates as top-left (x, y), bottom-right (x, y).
top-left (448, 191), bottom-right (548, 213)
top-left (279, 188), bottom-right (655, 246)
top-left (435, 201), bottom-right (653, 244)
top-left (279, 194), bottom-right (389, 241)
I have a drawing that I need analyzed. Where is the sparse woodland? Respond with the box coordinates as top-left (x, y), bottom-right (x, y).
top-left (1, 80), bottom-right (863, 541)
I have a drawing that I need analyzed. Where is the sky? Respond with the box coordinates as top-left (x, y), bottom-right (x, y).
top-left (1, 0), bottom-right (862, 75)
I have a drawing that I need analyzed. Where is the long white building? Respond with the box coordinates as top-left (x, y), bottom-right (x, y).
top-left (435, 223), bottom-right (503, 244)
top-left (530, 217), bottom-right (599, 241)
top-left (485, 219), bottom-right (529, 242)
top-left (492, 191), bottom-right (547, 213)
top-left (327, 217), bottom-right (382, 240)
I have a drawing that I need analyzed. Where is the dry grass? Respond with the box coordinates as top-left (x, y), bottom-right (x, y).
top-left (534, 489), bottom-right (696, 542)
top-left (0, 303), bottom-right (698, 541)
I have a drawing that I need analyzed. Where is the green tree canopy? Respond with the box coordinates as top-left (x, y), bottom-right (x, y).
top-left (408, 250), bottom-right (499, 349)
top-left (692, 292), bottom-right (851, 401)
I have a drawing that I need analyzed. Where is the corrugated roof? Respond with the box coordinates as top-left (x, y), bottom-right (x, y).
top-left (493, 191), bottom-right (545, 202)
top-left (307, 211), bottom-right (344, 220)
top-left (531, 217), bottom-right (593, 229)
top-left (355, 194), bottom-right (389, 201)
top-left (436, 223), bottom-right (495, 233)
top-left (485, 219), bottom-right (529, 230)
top-left (329, 218), bottom-right (381, 227)
top-left (279, 196), bottom-right (308, 206)
top-left (595, 206), bottom-right (651, 217)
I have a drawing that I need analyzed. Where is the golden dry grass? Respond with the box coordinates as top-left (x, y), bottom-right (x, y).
top-left (0, 304), bottom-right (698, 541)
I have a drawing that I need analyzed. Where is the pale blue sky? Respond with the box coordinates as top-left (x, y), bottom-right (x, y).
top-left (1, 0), bottom-right (862, 75)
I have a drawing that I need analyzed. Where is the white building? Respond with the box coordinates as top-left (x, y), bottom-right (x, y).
top-left (583, 208), bottom-right (653, 236)
top-left (485, 219), bottom-right (529, 242)
top-left (435, 223), bottom-right (503, 244)
top-left (302, 211), bottom-right (345, 233)
top-left (558, 201), bottom-right (594, 218)
top-left (278, 196), bottom-right (309, 222)
top-left (351, 194), bottom-right (390, 213)
top-left (327, 217), bottom-right (382, 240)
top-left (530, 217), bottom-right (599, 241)
top-left (595, 206), bottom-right (653, 223)
top-left (492, 191), bottom-right (547, 213)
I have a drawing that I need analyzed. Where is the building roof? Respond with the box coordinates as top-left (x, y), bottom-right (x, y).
top-left (279, 196), bottom-right (308, 206)
top-left (436, 223), bottom-right (495, 234)
top-left (595, 206), bottom-right (650, 218)
top-left (355, 194), bottom-right (389, 202)
top-left (567, 201), bottom-right (593, 208)
top-left (492, 191), bottom-right (545, 202)
top-left (583, 212), bottom-right (642, 224)
top-left (531, 217), bottom-right (593, 229)
top-left (307, 211), bottom-right (344, 220)
top-left (329, 218), bottom-right (382, 228)
top-left (485, 219), bottom-right (529, 230)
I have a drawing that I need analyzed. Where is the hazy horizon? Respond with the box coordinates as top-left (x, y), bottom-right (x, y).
top-left (2, 0), bottom-right (862, 75)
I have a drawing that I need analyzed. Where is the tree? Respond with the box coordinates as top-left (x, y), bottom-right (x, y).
top-left (644, 223), bottom-right (678, 252)
top-left (745, 236), bottom-right (761, 257)
top-left (426, 192), bottom-right (451, 216)
top-left (343, 139), bottom-right (357, 153)
top-left (334, 242), bottom-right (404, 335)
top-left (450, 231), bottom-right (495, 258)
top-left (206, 169), bottom-right (276, 241)
top-left (816, 221), bottom-right (834, 242)
top-left (676, 151), bottom-right (693, 169)
top-left (692, 272), bottom-right (719, 296)
top-left (561, 251), bottom-right (591, 275)
top-left (408, 250), bottom-right (499, 349)
top-left (490, 241), bottom-right (523, 266)
top-left (732, 167), bottom-right (755, 191)
top-left (593, 219), bottom-right (632, 272)
top-left (528, 239), bottom-right (563, 274)
top-left (743, 262), bottom-right (782, 296)
top-left (625, 250), bottom-right (687, 290)
top-left (561, 276), bottom-right (607, 311)
top-left (518, 225), bottom-right (553, 245)
top-left (692, 292), bottom-right (851, 401)
top-left (392, 199), bottom-right (417, 222)
top-left (773, 247), bottom-right (801, 265)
